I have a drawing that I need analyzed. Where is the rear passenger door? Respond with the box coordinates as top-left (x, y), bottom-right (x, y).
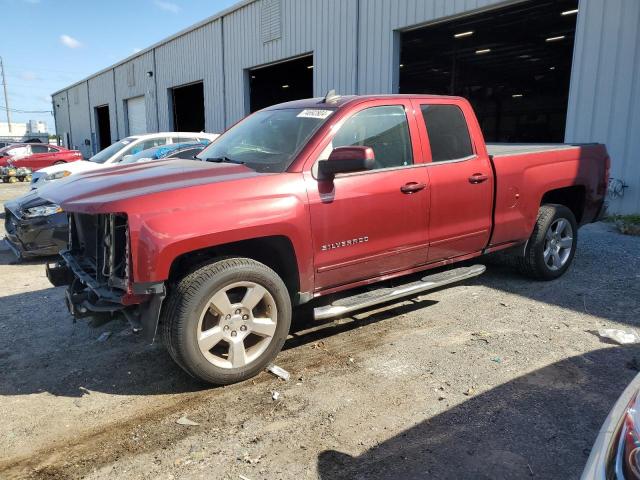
top-left (412, 100), bottom-right (493, 261)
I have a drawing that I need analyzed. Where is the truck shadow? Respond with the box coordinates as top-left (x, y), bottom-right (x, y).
top-left (0, 286), bottom-right (436, 398)
top-left (317, 345), bottom-right (640, 480)
top-left (0, 224), bottom-right (636, 399)
top-left (478, 225), bottom-right (639, 328)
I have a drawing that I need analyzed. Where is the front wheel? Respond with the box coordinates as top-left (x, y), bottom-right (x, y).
top-left (516, 204), bottom-right (578, 280)
top-left (161, 257), bottom-right (292, 385)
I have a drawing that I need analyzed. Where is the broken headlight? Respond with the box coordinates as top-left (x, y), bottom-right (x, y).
top-left (23, 203), bottom-right (63, 218)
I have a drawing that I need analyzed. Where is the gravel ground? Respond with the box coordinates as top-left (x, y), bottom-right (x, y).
top-left (1, 181), bottom-right (639, 480)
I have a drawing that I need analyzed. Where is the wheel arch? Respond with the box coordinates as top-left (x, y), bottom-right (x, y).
top-left (540, 185), bottom-right (585, 224)
top-left (167, 235), bottom-right (303, 304)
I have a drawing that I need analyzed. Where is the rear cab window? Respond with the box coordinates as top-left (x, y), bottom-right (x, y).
top-left (419, 104), bottom-right (474, 162)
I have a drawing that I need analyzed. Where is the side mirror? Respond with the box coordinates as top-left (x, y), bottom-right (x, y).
top-left (317, 146), bottom-right (375, 181)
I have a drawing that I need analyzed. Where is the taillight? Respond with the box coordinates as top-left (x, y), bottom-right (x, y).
top-left (615, 393), bottom-right (640, 478)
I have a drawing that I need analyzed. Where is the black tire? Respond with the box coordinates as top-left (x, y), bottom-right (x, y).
top-left (53, 161), bottom-right (66, 165)
top-left (516, 204), bottom-right (578, 280)
top-left (161, 257), bottom-right (292, 385)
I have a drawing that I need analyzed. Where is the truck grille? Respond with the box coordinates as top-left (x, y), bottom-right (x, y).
top-left (68, 213), bottom-right (130, 291)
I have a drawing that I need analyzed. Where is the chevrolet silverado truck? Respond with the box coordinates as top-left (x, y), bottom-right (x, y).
top-left (43, 93), bottom-right (609, 385)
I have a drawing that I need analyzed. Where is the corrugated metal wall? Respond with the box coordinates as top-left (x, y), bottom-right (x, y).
top-left (87, 71), bottom-right (118, 145)
top-left (52, 92), bottom-right (70, 147)
top-left (566, 0), bottom-right (640, 214)
top-left (155, 20), bottom-right (225, 132)
top-left (222, 0), bottom-right (358, 124)
top-left (114, 51), bottom-right (157, 136)
top-left (66, 82), bottom-right (92, 158)
top-left (52, 0), bottom-right (640, 212)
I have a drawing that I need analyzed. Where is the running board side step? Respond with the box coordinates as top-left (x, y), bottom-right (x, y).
top-left (313, 264), bottom-right (486, 321)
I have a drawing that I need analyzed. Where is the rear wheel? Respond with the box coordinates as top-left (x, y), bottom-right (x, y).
top-left (516, 204), bottom-right (577, 280)
top-left (161, 257), bottom-right (292, 385)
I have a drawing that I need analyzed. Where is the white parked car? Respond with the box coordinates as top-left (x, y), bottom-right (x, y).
top-left (30, 132), bottom-right (219, 189)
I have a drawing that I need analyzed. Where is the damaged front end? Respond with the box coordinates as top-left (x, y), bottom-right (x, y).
top-left (46, 212), bottom-right (165, 342)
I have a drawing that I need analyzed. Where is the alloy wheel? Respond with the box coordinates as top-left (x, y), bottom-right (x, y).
top-left (543, 218), bottom-right (574, 271)
top-left (196, 281), bottom-right (278, 369)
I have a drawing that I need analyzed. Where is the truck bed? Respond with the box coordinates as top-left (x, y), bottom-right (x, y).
top-left (486, 143), bottom-right (581, 157)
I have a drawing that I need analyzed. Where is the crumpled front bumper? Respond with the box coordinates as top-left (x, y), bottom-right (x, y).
top-left (46, 253), bottom-right (166, 343)
top-left (4, 206), bottom-right (68, 259)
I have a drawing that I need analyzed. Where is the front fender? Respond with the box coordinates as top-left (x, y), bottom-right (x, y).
top-left (128, 179), bottom-right (314, 293)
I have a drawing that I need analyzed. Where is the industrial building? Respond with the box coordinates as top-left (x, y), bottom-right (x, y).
top-left (52, 0), bottom-right (640, 213)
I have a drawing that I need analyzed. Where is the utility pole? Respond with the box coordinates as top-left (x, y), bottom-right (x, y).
top-left (0, 56), bottom-right (11, 132)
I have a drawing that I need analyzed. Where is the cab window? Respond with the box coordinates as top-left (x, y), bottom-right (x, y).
top-left (419, 104), bottom-right (473, 162)
top-left (323, 105), bottom-right (413, 171)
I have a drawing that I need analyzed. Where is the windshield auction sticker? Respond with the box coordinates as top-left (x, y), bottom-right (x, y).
top-left (297, 109), bottom-right (333, 119)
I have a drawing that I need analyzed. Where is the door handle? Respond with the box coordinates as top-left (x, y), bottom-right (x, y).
top-left (469, 173), bottom-right (489, 184)
top-left (400, 182), bottom-right (427, 194)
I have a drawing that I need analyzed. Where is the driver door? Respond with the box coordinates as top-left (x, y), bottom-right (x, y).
top-left (304, 101), bottom-right (430, 292)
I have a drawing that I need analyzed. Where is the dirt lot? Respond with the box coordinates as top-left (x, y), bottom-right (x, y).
top-left (1, 181), bottom-right (639, 480)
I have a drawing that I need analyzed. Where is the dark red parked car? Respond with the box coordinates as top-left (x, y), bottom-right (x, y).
top-left (0, 143), bottom-right (82, 170)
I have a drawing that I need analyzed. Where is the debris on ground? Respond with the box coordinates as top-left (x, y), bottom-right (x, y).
top-left (266, 364), bottom-right (290, 381)
top-left (597, 328), bottom-right (640, 345)
top-left (271, 391), bottom-right (280, 401)
top-left (464, 387), bottom-right (477, 396)
top-left (311, 340), bottom-right (328, 350)
top-left (96, 331), bottom-right (112, 342)
top-left (491, 357), bottom-right (502, 364)
top-left (176, 416), bottom-right (199, 426)
top-left (471, 331), bottom-right (491, 344)
top-left (243, 453), bottom-right (262, 464)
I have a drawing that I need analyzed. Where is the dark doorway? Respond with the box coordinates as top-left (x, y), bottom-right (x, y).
top-left (399, 0), bottom-right (579, 142)
top-left (249, 55), bottom-right (314, 113)
top-left (171, 81), bottom-right (205, 132)
top-left (95, 105), bottom-right (111, 150)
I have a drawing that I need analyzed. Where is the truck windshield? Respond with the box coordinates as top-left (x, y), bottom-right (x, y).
top-left (197, 108), bottom-right (334, 172)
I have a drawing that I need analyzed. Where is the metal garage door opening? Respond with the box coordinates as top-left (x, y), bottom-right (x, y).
top-left (171, 81), bottom-right (205, 132)
top-left (399, 0), bottom-right (579, 142)
top-left (126, 96), bottom-right (147, 135)
top-left (95, 105), bottom-right (111, 150)
top-left (248, 55), bottom-right (313, 113)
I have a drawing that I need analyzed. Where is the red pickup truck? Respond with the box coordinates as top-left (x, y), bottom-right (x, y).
top-left (43, 94), bottom-right (609, 385)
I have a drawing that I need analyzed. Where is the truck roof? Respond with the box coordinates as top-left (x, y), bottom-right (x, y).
top-left (264, 94), bottom-right (467, 111)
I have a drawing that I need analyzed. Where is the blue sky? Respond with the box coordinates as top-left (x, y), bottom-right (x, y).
top-left (1, 0), bottom-right (238, 133)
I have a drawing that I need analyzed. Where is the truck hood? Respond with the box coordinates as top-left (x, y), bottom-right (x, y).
top-left (39, 159), bottom-right (261, 213)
